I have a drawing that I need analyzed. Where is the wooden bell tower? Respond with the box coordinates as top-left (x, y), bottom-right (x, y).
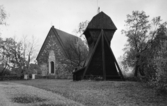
top-left (73, 12), bottom-right (124, 81)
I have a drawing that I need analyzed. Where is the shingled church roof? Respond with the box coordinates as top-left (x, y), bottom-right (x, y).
top-left (55, 27), bottom-right (77, 45)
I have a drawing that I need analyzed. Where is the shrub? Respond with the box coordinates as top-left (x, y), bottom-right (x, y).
top-left (150, 43), bottom-right (167, 95)
top-left (1, 75), bottom-right (21, 80)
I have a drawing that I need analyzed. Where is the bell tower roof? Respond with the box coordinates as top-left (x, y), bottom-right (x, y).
top-left (84, 11), bottom-right (117, 32)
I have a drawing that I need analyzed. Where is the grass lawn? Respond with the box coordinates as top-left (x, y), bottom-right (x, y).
top-left (13, 79), bottom-right (167, 106)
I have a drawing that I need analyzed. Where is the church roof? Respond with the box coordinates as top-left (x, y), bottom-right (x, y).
top-left (55, 28), bottom-right (77, 45)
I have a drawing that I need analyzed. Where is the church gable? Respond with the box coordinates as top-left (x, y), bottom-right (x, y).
top-left (37, 26), bottom-right (65, 65)
top-left (36, 26), bottom-right (82, 78)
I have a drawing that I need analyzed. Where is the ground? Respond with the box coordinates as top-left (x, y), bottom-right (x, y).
top-left (0, 79), bottom-right (167, 106)
top-left (0, 81), bottom-right (83, 106)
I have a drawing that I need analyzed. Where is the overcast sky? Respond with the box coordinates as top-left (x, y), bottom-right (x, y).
top-left (0, 0), bottom-right (167, 59)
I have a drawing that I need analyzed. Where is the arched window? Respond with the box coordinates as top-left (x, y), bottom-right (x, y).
top-left (50, 61), bottom-right (54, 74)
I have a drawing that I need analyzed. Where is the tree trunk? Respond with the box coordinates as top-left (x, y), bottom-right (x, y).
top-left (134, 57), bottom-right (145, 77)
top-left (134, 64), bottom-right (139, 77)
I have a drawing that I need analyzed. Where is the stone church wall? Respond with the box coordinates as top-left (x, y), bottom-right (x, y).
top-left (37, 29), bottom-right (72, 78)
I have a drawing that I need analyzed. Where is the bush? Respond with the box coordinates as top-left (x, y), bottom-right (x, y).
top-left (148, 45), bottom-right (167, 95)
top-left (155, 82), bottom-right (167, 94)
top-left (0, 75), bottom-right (21, 81)
top-left (154, 68), bottom-right (167, 95)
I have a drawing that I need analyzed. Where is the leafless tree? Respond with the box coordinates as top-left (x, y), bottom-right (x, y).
top-left (0, 5), bottom-right (6, 25)
top-left (21, 35), bottom-right (38, 70)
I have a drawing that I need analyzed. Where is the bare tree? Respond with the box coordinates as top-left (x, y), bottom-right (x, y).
top-left (0, 5), bottom-right (6, 25)
top-left (21, 35), bottom-right (37, 70)
top-left (0, 5), bottom-right (7, 80)
top-left (74, 20), bottom-right (89, 46)
top-left (17, 35), bottom-right (38, 76)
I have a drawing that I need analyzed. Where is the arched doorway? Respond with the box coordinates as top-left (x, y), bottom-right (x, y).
top-left (50, 61), bottom-right (54, 74)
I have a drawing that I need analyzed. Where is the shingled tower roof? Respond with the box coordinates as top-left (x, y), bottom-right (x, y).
top-left (84, 12), bottom-right (117, 31)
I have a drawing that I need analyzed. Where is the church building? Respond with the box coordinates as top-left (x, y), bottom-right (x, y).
top-left (36, 26), bottom-right (80, 78)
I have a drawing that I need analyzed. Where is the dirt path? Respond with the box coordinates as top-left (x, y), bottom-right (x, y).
top-left (0, 82), bottom-right (84, 106)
